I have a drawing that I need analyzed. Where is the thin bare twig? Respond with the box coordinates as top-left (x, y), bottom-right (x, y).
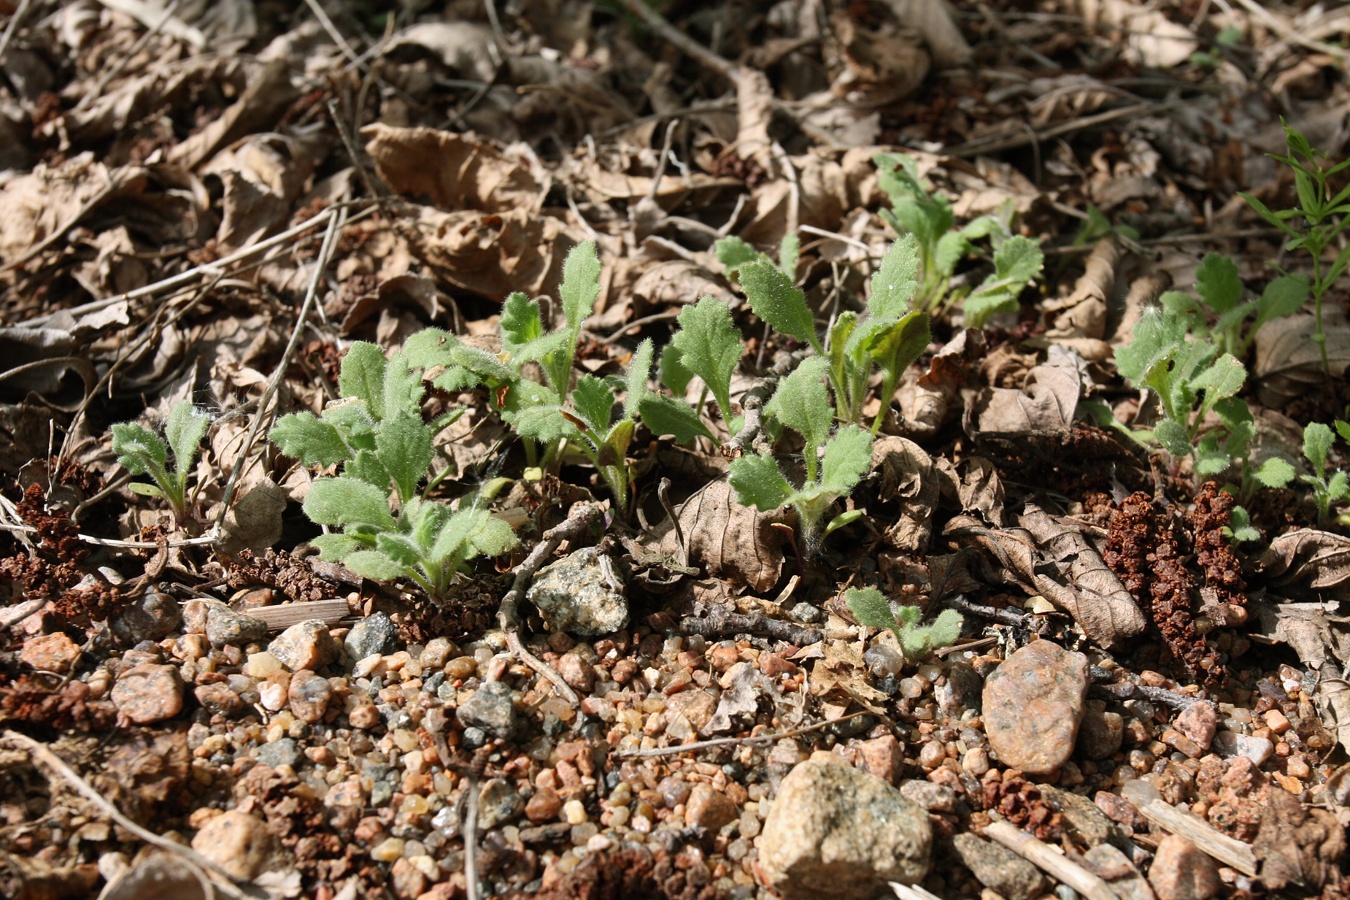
top-left (608, 0), bottom-right (740, 86)
top-left (214, 205), bottom-right (346, 532)
top-left (495, 503), bottom-right (606, 704)
top-left (0, 520), bottom-right (218, 550)
top-left (0, 0), bottom-right (32, 59)
top-left (614, 710), bottom-right (872, 759)
top-left (1, 731), bottom-right (265, 900)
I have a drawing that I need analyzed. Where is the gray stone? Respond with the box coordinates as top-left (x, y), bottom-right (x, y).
top-left (952, 833), bottom-right (1046, 900)
top-left (1211, 730), bottom-right (1274, 766)
top-left (268, 620), bottom-right (339, 672)
top-left (983, 640), bottom-right (1089, 774)
top-left (788, 602), bottom-right (824, 624)
top-left (204, 601), bottom-right (269, 649)
top-left (899, 780), bottom-right (956, 813)
top-left (256, 737), bottom-right (301, 769)
top-left (110, 588), bottom-right (182, 644)
top-left (1077, 700), bottom-right (1125, 760)
top-left (345, 613), bottom-right (397, 661)
top-left (526, 546), bottom-right (628, 636)
top-left (1040, 784), bottom-right (1116, 847)
top-left (757, 756), bottom-right (931, 900)
top-left (477, 779), bottom-right (524, 830)
top-left (936, 661), bottom-right (984, 717)
top-left (457, 681), bottom-right (520, 740)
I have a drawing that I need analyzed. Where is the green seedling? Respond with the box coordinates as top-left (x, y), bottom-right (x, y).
top-left (397, 242), bottom-right (709, 514)
top-left (1241, 119), bottom-right (1350, 373)
top-left (1300, 422), bottom-right (1350, 526)
top-left (1223, 505), bottom-right (1262, 545)
top-left (111, 399), bottom-right (210, 524)
top-left (845, 586), bottom-right (963, 662)
top-left (873, 152), bottom-right (1042, 324)
top-left (724, 236), bottom-right (930, 434)
top-left (727, 358), bottom-right (874, 555)
top-left (269, 341), bottom-right (516, 600)
top-left (1159, 253), bottom-right (1305, 360)
top-left (662, 294), bottom-right (745, 437)
top-left (1195, 397), bottom-right (1295, 503)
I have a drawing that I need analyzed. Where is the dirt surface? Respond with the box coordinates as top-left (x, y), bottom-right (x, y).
top-left (3, 1), bottom-right (1350, 899)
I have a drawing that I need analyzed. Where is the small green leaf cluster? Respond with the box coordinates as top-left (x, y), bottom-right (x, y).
top-left (1301, 422), bottom-right (1350, 526)
top-left (1241, 119), bottom-right (1349, 373)
top-left (1159, 253), bottom-right (1305, 360)
top-left (719, 235), bottom-right (931, 435)
top-left (845, 587), bottom-right (963, 662)
top-left (728, 358), bottom-right (875, 556)
top-left (399, 242), bottom-right (707, 514)
top-left (111, 399), bottom-right (210, 523)
top-left (874, 152), bottom-right (1043, 326)
top-left (269, 342), bottom-right (516, 600)
top-left (1115, 305), bottom-right (1294, 500)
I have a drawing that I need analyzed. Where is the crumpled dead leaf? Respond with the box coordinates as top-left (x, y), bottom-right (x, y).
top-left (704, 661), bottom-right (770, 735)
top-left (965, 344), bottom-right (1084, 438)
top-left (1043, 236), bottom-right (1118, 349)
top-left (0, 327), bottom-right (95, 408)
top-left (404, 206), bottom-right (571, 301)
top-left (97, 850), bottom-right (212, 900)
top-left (671, 479), bottom-right (792, 594)
top-left (1257, 529), bottom-right (1350, 594)
top-left (866, 436), bottom-right (938, 553)
top-left (363, 125), bottom-right (547, 215)
top-left (1076, 0), bottom-right (1197, 68)
top-left (1254, 311), bottom-right (1350, 408)
top-left (899, 328), bottom-right (985, 439)
top-left (944, 503), bottom-right (1146, 650)
top-left (811, 639), bottom-right (890, 714)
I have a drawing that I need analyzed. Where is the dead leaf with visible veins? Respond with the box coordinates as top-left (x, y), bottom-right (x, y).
top-left (811, 640), bottom-right (890, 713)
top-left (965, 344), bottom-right (1084, 438)
top-left (865, 436), bottom-right (938, 553)
top-left (1257, 529), bottom-right (1350, 594)
top-left (362, 125), bottom-right (547, 214)
top-left (898, 328), bottom-right (985, 440)
top-left (1254, 311), bottom-right (1350, 408)
top-left (671, 479), bottom-right (792, 594)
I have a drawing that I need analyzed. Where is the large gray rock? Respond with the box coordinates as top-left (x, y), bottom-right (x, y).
top-left (983, 640), bottom-right (1089, 774)
top-left (758, 755), bottom-right (931, 899)
top-left (204, 601), bottom-right (268, 649)
top-left (526, 546), bottom-right (628, 636)
top-left (952, 834), bottom-right (1046, 900)
top-left (457, 681), bottom-right (521, 740)
top-left (345, 612), bottom-right (397, 661)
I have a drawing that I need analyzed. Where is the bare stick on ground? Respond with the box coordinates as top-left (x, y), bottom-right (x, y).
top-left (495, 502), bottom-right (606, 705)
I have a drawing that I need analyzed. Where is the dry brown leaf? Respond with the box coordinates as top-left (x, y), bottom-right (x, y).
top-left (0, 153), bottom-right (121, 267)
top-left (898, 328), bottom-right (984, 440)
top-left (1254, 311), bottom-right (1350, 408)
top-left (1075, 0), bottom-right (1197, 67)
top-left (965, 344), bottom-right (1083, 438)
top-left (0, 327), bottom-right (96, 408)
top-left (169, 59), bottom-right (297, 170)
top-left (385, 22), bottom-right (499, 83)
top-left (867, 436), bottom-right (938, 553)
top-left (1018, 504), bottom-right (1146, 650)
top-left (405, 206), bottom-right (570, 301)
top-left (1258, 529), bottom-right (1350, 593)
top-left (827, 6), bottom-right (929, 108)
top-left (811, 640), bottom-right (890, 713)
top-left (363, 125), bottom-right (547, 214)
top-left (1044, 237), bottom-right (1118, 342)
top-left (674, 479), bottom-right (791, 594)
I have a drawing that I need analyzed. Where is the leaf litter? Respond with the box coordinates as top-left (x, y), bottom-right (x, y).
top-left (3, 0), bottom-right (1350, 898)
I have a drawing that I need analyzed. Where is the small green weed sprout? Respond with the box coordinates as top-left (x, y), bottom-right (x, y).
top-left (111, 399), bottom-right (210, 524)
top-left (269, 341), bottom-right (516, 601)
top-left (722, 236), bottom-right (930, 434)
top-left (727, 358), bottom-right (874, 556)
top-left (1300, 422), bottom-right (1350, 527)
top-left (1159, 254), bottom-right (1306, 361)
top-left (1240, 119), bottom-right (1350, 373)
top-left (1115, 306), bottom-right (1294, 499)
top-left (396, 242), bottom-right (708, 514)
top-left (845, 586), bottom-right (963, 662)
top-left (873, 152), bottom-right (1043, 326)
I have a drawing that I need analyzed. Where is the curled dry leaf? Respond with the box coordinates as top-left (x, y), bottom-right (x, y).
top-left (867, 435), bottom-right (938, 553)
top-left (1044, 236), bottom-right (1118, 346)
top-left (1253, 311), bottom-right (1350, 408)
top-left (1257, 529), bottom-right (1350, 593)
top-left (0, 327), bottom-right (96, 408)
top-left (404, 206), bottom-right (570, 300)
top-left (898, 328), bottom-right (984, 440)
top-left (362, 125), bottom-right (547, 214)
top-left (965, 345), bottom-right (1083, 438)
top-left (98, 851), bottom-right (213, 900)
top-left (671, 479), bottom-right (792, 593)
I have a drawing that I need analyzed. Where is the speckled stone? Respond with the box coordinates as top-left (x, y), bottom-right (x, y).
top-left (256, 737), bottom-right (301, 769)
top-left (191, 811), bottom-right (277, 880)
top-left (204, 601), bottom-right (269, 649)
top-left (685, 782), bottom-right (737, 832)
top-left (111, 664), bottom-right (183, 724)
top-left (268, 620), bottom-right (339, 672)
top-left (1173, 700), bottom-right (1218, 751)
top-left (952, 833), bottom-right (1046, 900)
top-left (1148, 834), bottom-right (1222, 900)
top-left (109, 588), bottom-right (182, 644)
top-left (983, 640), bottom-right (1089, 774)
top-left (1077, 700), bottom-right (1125, 760)
top-left (20, 632), bottom-right (81, 673)
top-left (758, 756), bottom-right (931, 900)
top-left (287, 669), bottom-right (332, 724)
top-left (526, 546), bottom-right (628, 636)
top-left (344, 612), bottom-right (396, 661)
top-left (457, 681), bottom-right (520, 740)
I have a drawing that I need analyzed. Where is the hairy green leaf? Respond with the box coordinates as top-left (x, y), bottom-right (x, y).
top-left (165, 400), bottom-right (208, 477)
top-left (339, 342), bottom-right (388, 420)
top-left (819, 425), bottom-right (873, 493)
top-left (765, 357), bottom-right (832, 454)
top-left (343, 549), bottom-right (408, 582)
top-left (1304, 421), bottom-right (1335, 473)
top-left (269, 412), bottom-right (351, 467)
top-left (376, 412), bottom-right (434, 503)
top-left (714, 236), bottom-right (763, 274)
top-left (624, 339), bottom-right (654, 421)
top-left (845, 587), bottom-right (898, 633)
top-left (638, 393), bottom-right (715, 442)
top-left (1196, 253), bottom-right (1243, 314)
top-left (560, 241), bottom-right (602, 332)
top-left (303, 477), bottom-right (396, 532)
top-left (659, 343), bottom-right (694, 398)
top-left (739, 260), bottom-right (820, 352)
top-left (671, 297), bottom-right (742, 425)
top-left (728, 454), bottom-right (794, 511)
top-left (869, 236), bottom-right (921, 318)
top-left (573, 376), bottom-right (615, 435)
top-left (111, 422), bottom-right (167, 477)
